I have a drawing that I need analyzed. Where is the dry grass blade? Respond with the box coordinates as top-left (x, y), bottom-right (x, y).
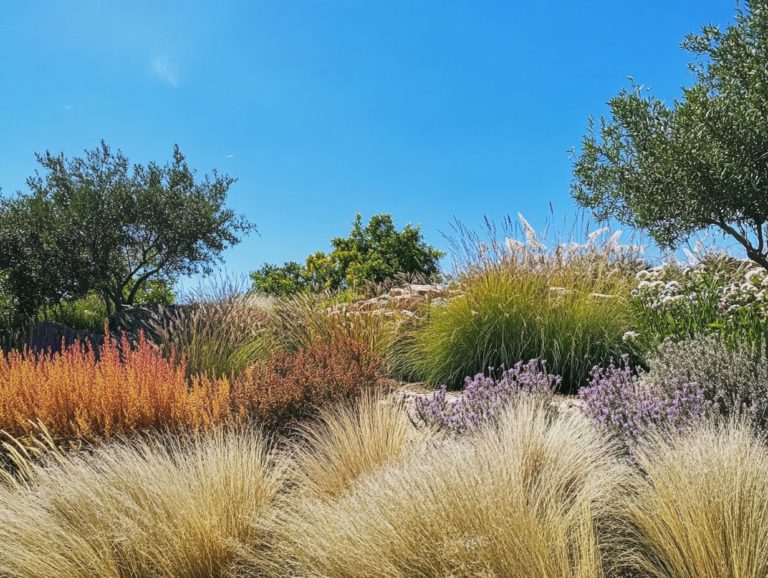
top-left (266, 398), bottom-right (627, 577)
top-left (290, 392), bottom-right (430, 499)
top-left (0, 429), bottom-right (285, 578)
top-left (621, 420), bottom-right (768, 578)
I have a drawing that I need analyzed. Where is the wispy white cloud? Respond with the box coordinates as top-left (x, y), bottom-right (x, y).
top-left (151, 56), bottom-right (179, 87)
top-left (225, 153), bottom-right (236, 159)
top-left (64, 104), bottom-right (74, 110)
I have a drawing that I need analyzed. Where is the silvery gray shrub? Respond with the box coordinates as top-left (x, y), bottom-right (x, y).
top-left (646, 334), bottom-right (768, 430)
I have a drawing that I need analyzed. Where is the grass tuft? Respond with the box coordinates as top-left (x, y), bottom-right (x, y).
top-left (0, 429), bottom-right (284, 578)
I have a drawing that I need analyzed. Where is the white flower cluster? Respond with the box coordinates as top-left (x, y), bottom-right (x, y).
top-left (718, 267), bottom-right (768, 319)
top-left (632, 260), bottom-right (768, 320)
top-left (631, 265), bottom-right (691, 310)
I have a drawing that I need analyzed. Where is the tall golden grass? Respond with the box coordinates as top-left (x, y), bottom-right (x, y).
top-left (0, 429), bottom-right (283, 578)
top-left (289, 393), bottom-right (429, 499)
top-left (620, 420), bottom-right (768, 578)
top-left (266, 399), bottom-right (627, 577)
top-left (4, 396), bottom-right (768, 577)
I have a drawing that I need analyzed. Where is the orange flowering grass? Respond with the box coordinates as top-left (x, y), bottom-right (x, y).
top-left (0, 333), bottom-right (239, 440)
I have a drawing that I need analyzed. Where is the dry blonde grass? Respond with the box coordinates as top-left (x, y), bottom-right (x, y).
top-left (0, 429), bottom-right (284, 578)
top-left (289, 393), bottom-right (430, 499)
top-left (267, 399), bottom-right (626, 577)
top-left (621, 420), bottom-right (768, 578)
top-left (268, 291), bottom-right (403, 368)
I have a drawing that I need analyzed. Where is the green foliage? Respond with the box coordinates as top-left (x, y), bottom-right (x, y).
top-left (150, 286), bottom-right (272, 379)
top-left (45, 280), bottom-right (176, 333)
top-left (250, 261), bottom-right (307, 296)
top-left (572, 0), bottom-right (768, 270)
top-left (630, 255), bottom-right (768, 349)
top-left (0, 141), bottom-right (253, 317)
top-left (251, 214), bottom-right (443, 296)
top-left (45, 293), bottom-right (108, 333)
top-left (398, 265), bottom-right (636, 393)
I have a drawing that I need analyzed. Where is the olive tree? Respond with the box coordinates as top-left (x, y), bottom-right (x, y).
top-left (0, 142), bottom-right (254, 316)
top-left (572, 0), bottom-right (768, 269)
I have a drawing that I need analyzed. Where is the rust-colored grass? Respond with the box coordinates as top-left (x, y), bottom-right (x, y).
top-left (0, 334), bottom-right (238, 440)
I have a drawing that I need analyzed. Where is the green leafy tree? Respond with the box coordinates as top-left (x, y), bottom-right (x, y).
top-left (250, 261), bottom-right (307, 296)
top-left (251, 214), bottom-right (443, 295)
top-left (572, 0), bottom-right (768, 269)
top-left (0, 142), bottom-right (253, 317)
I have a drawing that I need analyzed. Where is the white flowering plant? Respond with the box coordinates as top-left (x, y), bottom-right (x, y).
top-left (631, 254), bottom-right (768, 347)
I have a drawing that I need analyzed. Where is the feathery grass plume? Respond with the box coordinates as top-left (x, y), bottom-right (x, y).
top-left (266, 398), bottom-right (626, 577)
top-left (0, 429), bottom-right (284, 578)
top-left (621, 420), bottom-right (768, 578)
top-left (268, 290), bottom-right (403, 368)
top-left (290, 392), bottom-right (428, 499)
top-left (398, 213), bottom-right (641, 391)
top-left (0, 333), bottom-right (238, 440)
top-left (151, 278), bottom-right (273, 379)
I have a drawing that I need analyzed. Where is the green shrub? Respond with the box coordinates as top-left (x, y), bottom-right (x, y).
top-left (630, 253), bottom-right (768, 348)
top-left (251, 213), bottom-right (443, 296)
top-left (45, 293), bottom-right (108, 333)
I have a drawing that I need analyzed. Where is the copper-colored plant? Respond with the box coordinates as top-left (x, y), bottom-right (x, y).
top-left (0, 333), bottom-right (238, 440)
top-left (235, 337), bottom-right (383, 431)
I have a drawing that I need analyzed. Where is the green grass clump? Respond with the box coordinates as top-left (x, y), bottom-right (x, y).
top-left (152, 285), bottom-right (274, 379)
top-left (398, 264), bottom-right (635, 392)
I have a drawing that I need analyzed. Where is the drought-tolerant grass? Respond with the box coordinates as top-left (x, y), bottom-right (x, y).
top-left (399, 259), bottom-right (636, 392)
top-left (268, 291), bottom-right (404, 370)
top-left (289, 393), bottom-right (426, 499)
top-left (4, 391), bottom-right (768, 576)
top-left (151, 290), bottom-right (272, 379)
top-left (620, 420), bottom-right (768, 578)
top-left (0, 429), bottom-right (284, 578)
top-left (267, 399), bottom-right (627, 577)
top-left (0, 333), bottom-right (237, 440)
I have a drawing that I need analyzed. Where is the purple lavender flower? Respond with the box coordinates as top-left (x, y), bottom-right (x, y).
top-left (579, 355), bottom-right (710, 445)
top-left (415, 359), bottom-right (560, 434)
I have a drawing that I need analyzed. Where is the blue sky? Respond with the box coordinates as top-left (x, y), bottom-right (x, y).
top-left (0, 1), bottom-right (736, 287)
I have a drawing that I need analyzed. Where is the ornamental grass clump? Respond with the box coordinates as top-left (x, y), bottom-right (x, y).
top-left (267, 290), bottom-right (404, 371)
top-left (414, 359), bottom-right (560, 433)
top-left (151, 284), bottom-right (272, 379)
top-left (266, 398), bottom-right (627, 577)
top-left (0, 429), bottom-right (284, 578)
top-left (620, 420), bottom-right (768, 578)
top-left (579, 356), bottom-right (709, 447)
top-left (289, 393), bottom-right (428, 500)
top-left (398, 215), bottom-right (639, 392)
top-left (0, 333), bottom-right (237, 441)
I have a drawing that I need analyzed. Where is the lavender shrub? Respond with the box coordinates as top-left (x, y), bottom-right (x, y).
top-left (415, 359), bottom-right (560, 433)
top-left (579, 355), bottom-right (710, 446)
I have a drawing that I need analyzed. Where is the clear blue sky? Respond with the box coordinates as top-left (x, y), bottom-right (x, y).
top-left (0, 1), bottom-right (736, 287)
